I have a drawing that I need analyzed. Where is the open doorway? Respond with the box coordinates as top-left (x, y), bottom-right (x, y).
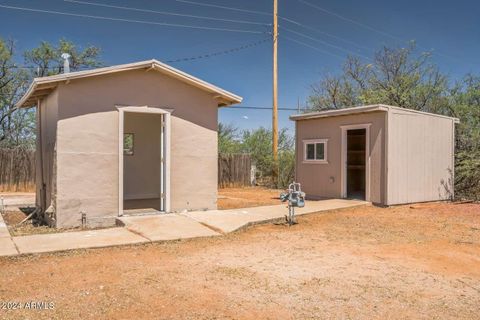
top-left (345, 128), bottom-right (366, 200)
top-left (118, 107), bottom-right (170, 216)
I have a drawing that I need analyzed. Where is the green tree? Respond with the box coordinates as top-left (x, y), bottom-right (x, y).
top-left (24, 38), bottom-right (102, 77)
top-left (218, 122), bottom-right (242, 154)
top-left (218, 123), bottom-right (295, 188)
top-left (308, 43), bottom-right (448, 113)
top-left (0, 37), bottom-right (102, 148)
top-left (0, 38), bottom-right (32, 147)
top-left (449, 75), bottom-right (480, 200)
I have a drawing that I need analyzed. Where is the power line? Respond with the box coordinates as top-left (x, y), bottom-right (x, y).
top-left (172, 0), bottom-right (374, 56)
top-left (225, 106), bottom-right (299, 111)
top-left (281, 35), bottom-right (345, 60)
top-left (11, 38), bottom-right (270, 71)
top-left (278, 16), bottom-right (372, 52)
top-left (298, 0), bottom-right (404, 42)
top-left (174, 0), bottom-right (271, 16)
top-left (0, 4), bottom-right (267, 34)
top-left (165, 37), bottom-right (270, 63)
top-left (297, 0), bottom-right (460, 62)
top-left (281, 25), bottom-right (371, 60)
top-left (64, 0), bottom-right (270, 26)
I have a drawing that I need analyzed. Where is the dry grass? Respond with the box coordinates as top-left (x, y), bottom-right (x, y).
top-left (218, 187), bottom-right (283, 209)
top-left (2, 210), bottom-right (61, 237)
top-left (2, 210), bottom-right (93, 237)
top-left (0, 202), bottom-right (479, 319)
top-left (0, 183), bottom-right (35, 193)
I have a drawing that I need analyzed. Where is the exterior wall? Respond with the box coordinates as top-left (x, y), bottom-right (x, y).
top-left (54, 69), bottom-right (219, 228)
top-left (123, 112), bottom-right (162, 200)
top-left (295, 112), bottom-right (387, 204)
top-left (36, 88), bottom-right (59, 219)
top-left (387, 109), bottom-right (455, 205)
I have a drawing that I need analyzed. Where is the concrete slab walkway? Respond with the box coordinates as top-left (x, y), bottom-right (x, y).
top-left (0, 213), bottom-right (18, 256)
top-left (183, 199), bottom-right (367, 233)
top-left (1, 199), bottom-right (368, 257)
top-left (0, 192), bottom-right (35, 210)
top-left (13, 228), bottom-right (148, 255)
top-left (117, 214), bottom-right (220, 241)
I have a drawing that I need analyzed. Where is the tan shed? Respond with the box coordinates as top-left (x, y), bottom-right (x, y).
top-left (291, 105), bottom-right (459, 206)
top-left (17, 60), bottom-right (242, 228)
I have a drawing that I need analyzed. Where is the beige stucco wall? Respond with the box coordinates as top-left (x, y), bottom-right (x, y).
top-left (387, 109), bottom-right (455, 205)
top-left (49, 69), bottom-right (218, 228)
top-left (295, 112), bottom-right (387, 204)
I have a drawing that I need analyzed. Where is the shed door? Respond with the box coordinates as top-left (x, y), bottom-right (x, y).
top-left (346, 129), bottom-right (366, 200)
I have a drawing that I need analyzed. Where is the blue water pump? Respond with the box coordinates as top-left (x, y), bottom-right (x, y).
top-left (279, 182), bottom-right (306, 225)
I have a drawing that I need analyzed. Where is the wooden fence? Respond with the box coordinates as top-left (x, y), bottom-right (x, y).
top-left (0, 148), bottom-right (35, 192)
top-left (218, 154), bottom-right (253, 188)
top-left (0, 150), bottom-right (251, 191)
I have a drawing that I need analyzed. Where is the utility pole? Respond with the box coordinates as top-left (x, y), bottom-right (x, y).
top-left (272, 0), bottom-right (279, 186)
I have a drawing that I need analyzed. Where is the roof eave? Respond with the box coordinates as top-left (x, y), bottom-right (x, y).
top-left (290, 104), bottom-right (461, 123)
top-left (16, 81), bottom-right (38, 108)
top-left (16, 59), bottom-right (243, 108)
top-left (290, 105), bottom-right (388, 121)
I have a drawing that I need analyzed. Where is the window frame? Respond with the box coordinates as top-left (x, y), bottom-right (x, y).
top-left (303, 139), bottom-right (328, 164)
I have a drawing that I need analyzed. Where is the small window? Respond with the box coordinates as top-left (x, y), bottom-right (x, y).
top-left (304, 139), bottom-right (327, 163)
top-left (124, 133), bottom-right (134, 156)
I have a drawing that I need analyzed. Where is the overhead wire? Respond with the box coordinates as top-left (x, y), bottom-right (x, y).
top-left (174, 0), bottom-right (271, 16)
top-left (170, 0), bottom-right (375, 59)
top-left (10, 37), bottom-right (271, 72)
top-left (297, 0), bottom-right (460, 62)
top-left (164, 37), bottom-right (270, 63)
top-left (281, 25), bottom-right (371, 60)
top-left (0, 4), bottom-right (267, 34)
top-left (281, 35), bottom-right (345, 60)
top-left (224, 106), bottom-right (299, 111)
top-left (63, 0), bottom-right (270, 26)
top-left (278, 16), bottom-right (372, 52)
top-left (298, 0), bottom-right (404, 42)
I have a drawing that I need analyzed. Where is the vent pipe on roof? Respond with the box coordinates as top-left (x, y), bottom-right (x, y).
top-left (61, 53), bottom-right (71, 73)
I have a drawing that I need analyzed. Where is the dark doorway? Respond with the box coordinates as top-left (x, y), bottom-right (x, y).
top-left (346, 129), bottom-right (366, 200)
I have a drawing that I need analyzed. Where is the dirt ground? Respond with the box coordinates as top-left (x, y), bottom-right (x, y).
top-left (218, 187), bottom-right (283, 209)
top-left (0, 202), bottom-right (479, 319)
top-left (2, 210), bottom-right (88, 237)
top-left (2, 211), bottom-right (57, 237)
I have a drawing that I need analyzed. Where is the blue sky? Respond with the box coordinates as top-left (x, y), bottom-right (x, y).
top-left (1, 0), bottom-right (478, 134)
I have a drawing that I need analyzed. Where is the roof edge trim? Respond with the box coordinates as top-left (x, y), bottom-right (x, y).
top-left (16, 59), bottom-right (242, 108)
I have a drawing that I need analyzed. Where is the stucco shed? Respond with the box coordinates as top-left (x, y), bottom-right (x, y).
top-left (17, 60), bottom-right (242, 228)
top-left (291, 105), bottom-right (459, 206)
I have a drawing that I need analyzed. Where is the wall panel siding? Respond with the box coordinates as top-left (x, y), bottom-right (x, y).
top-left (387, 110), bottom-right (454, 205)
top-left (295, 112), bottom-right (386, 204)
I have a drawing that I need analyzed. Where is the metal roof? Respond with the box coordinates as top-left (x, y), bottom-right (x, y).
top-left (290, 104), bottom-right (460, 123)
